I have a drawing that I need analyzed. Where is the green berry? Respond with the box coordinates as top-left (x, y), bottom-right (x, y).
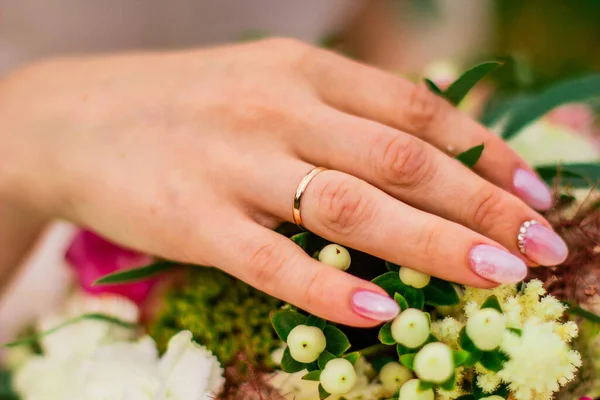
top-left (379, 361), bottom-right (413, 393)
top-left (399, 267), bottom-right (430, 289)
top-left (466, 308), bottom-right (506, 351)
top-left (391, 308), bottom-right (430, 348)
top-left (414, 342), bottom-right (454, 383)
top-left (320, 358), bottom-right (357, 395)
top-left (318, 244), bottom-right (351, 271)
top-left (398, 379), bottom-right (434, 400)
top-left (286, 324), bottom-right (326, 363)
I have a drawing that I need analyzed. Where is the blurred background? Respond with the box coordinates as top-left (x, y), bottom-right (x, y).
top-left (1, 0), bottom-right (599, 349)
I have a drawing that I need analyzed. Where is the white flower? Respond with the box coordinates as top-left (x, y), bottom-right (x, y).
top-left (476, 372), bottom-right (501, 394)
top-left (497, 319), bottom-right (581, 400)
top-left (535, 295), bottom-right (566, 321)
top-left (158, 331), bottom-right (224, 399)
top-left (15, 331), bottom-right (224, 400)
top-left (39, 292), bottom-right (139, 360)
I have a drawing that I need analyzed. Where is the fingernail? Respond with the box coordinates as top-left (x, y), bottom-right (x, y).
top-left (469, 244), bottom-right (528, 283)
top-left (351, 290), bottom-right (400, 321)
top-left (518, 220), bottom-right (568, 265)
top-left (513, 168), bottom-right (553, 211)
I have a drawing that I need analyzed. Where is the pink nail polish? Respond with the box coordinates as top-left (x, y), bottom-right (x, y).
top-left (513, 168), bottom-right (552, 210)
top-left (351, 291), bottom-right (400, 321)
top-left (469, 244), bottom-right (528, 283)
top-left (518, 221), bottom-right (568, 266)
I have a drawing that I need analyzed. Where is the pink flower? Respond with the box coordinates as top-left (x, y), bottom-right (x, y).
top-left (65, 230), bottom-right (155, 305)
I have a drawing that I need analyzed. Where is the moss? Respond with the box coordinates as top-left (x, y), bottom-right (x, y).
top-left (150, 267), bottom-right (282, 368)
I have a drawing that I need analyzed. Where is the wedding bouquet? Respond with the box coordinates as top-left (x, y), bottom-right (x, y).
top-left (1, 61), bottom-right (599, 400)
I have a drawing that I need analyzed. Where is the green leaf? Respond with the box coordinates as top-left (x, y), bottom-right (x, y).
top-left (472, 375), bottom-right (485, 400)
top-left (458, 327), bottom-right (480, 353)
top-left (318, 384), bottom-right (330, 400)
top-left (379, 321), bottom-right (396, 345)
top-left (507, 328), bottom-right (523, 336)
top-left (399, 353), bottom-right (416, 370)
top-left (323, 325), bottom-right (351, 356)
top-left (343, 351), bottom-right (361, 365)
top-left (318, 350), bottom-right (336, 370)
top-left (502, 74), bottom-right (600, 139)
top-left (418, 380), bottom-right (435, 392)
top-left (480, 350), bottom-right (507, 372)
top-left (456, 144), bottom-right (484, 168)
top-left (453, 350), bottom-right (470, 367)
top-left (566, 303), bottom-right (600, 323)
top-left (372, 272), bottom-right (408, 297)
top-left (1, 313), bottom-right (138, 348)
top-left (385, 261), bottom-right (401, 272)
top-left (306, 315), bottom-right (327, 330)
top-left (280, 347), bottom-right (308, 373)
top-left (444, 62), bottom-right (502, 105)
top-left (302, 370), bottom-right (322, 381)
top-left (290, 232), bottom-right (313, 251)
top-left (424, 78), bottom-right (443, 95)
top-left (94, 261), bottom-right (178, 286)
top-left (423, 333), bottom-right (438, 346)
top-left (271, 311), bottom-right (307, 342)
top-left (404, 287), bottom-right (425, 310)
top-left (422, 278), bottom-right (460, 306)
top-left (0, 369), bottom-right (20, 400)
top-left (394, 293), bottom-right (409, 311)
top-left (481, 295), bottom-right (503, 313)
top-left (536, 163), bottom-right (600, 188)
top-left (439, 372), bottom-right (456, 391)
top-left (397, 343), bottom-right (410, 357)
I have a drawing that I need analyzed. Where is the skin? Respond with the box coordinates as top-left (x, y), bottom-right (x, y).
top-left (0, 38), bottom-right (550, 326)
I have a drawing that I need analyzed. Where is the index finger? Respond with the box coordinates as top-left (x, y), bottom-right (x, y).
top-left (304, 49), bottom-right (553, 211)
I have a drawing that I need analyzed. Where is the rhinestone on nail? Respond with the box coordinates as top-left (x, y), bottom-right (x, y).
top-left (517, 220), bottom-right (537, 254)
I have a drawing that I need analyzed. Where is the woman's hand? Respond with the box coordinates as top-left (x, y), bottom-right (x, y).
top-left (0, 38), bottom-right (567, 326)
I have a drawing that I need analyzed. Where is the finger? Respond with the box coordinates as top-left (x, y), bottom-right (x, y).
top-left (302, 49), bottom-right (553, 211)
top-left (212, 218), bottom-right (400, 327)
top-left (250, 160), bottom-right (527, 286)
top-left (291, 110), bottom-right (568, 267)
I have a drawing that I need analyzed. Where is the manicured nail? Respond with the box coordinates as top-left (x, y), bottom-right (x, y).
top-left (513, 168), bottom-right (553, 210)
top-left (517, 220), bottom-right (568, 265)
top-left (469, 244), bottom-right (528, 283)
top-left (351, 290), bottom-right (400, 321)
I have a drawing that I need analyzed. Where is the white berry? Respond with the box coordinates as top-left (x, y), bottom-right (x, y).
top-left (318, 244), bottom-right (351, 271)
top-left (286, 325), bottom-right (326, 363)
top-left (414, 342), bottom-right (454, 383)
top-left (398, 379), bottom-right (434, 400)
top-left (320, 358), bottom-right (357, 395)
top-left (481, 396), bottom-right (505, 400)
top-left (391, 308), bottom-right (430, 348)
top-left (466, 308), bottom-right (506, 351)
top-left (399, 267), bottom-right (430, 289)
top-left (379, 361), bottom-right (413, 393)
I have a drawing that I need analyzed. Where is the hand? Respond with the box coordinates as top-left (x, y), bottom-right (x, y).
top-left (0, 38), bottom-right (567, 326)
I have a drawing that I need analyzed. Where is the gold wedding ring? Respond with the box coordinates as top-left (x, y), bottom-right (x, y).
top-left (293, 167), bottom-right (327, 229)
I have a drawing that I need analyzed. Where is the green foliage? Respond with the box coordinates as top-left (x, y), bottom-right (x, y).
top-left (453, 350), bottom-right (470, 367)
top-left (379, 322), bottom-right (395, 345)
top-left (94, 261), bottom-right (180, 286)
top-left (480, 350), bottom-right (507, 372)
top-left (343, 351), bottom-right (361, 365)
top-left (425, 79), bottom-right (443, 95)
top-left (306, 315), bottom-right (327, 330)
top-left (150, 267), bottom-right (282, 367)
top-left (536, 163), bottom-right (600, 188)
top-left (372, 272), bottom-right (409, 297)
top-left (302, 370), bottom-right (322, 381)
top-left (404, 287), bottom-right (425, 309)
top-left (501, 73), bottom-right (600, 139)
top-left (0, 370), bottom-right (19, 400)
top-left (422, 278), bottom-right (460, 306)
top-left (323, 325), bottom-right (351, 356)
top-left (385, 261), bottom-right (401, 272)
top-left (281, 347), bottom-right (309, 373)
top-left (394, 293), bottom-right (409, 311)
top-left (399, 353), bottom-right (416, 370)
top-left (444, 62), bottom-right (502, 105)
top-left (456, 144), bottom-right (485, 168)
top-left (481, 295), bottom-right (503, 313)
top-left (418, 380), bottom-right (435, 391)
top-left (318, 351), bottom-right (336, 370)
top-left (272, 311), bottom-right (307, 342)
top-left (318, 384), bottom-right (330, 399)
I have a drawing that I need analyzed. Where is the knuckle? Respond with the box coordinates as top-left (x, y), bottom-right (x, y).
top-left (301, 269), bottom-right (328, 310)
top-left (377, 134), bottom-right (435, 188)
top-left (314, 176), bottom-right (374, 236)
top-left (470, 188), bottom-right (506, 230)
top-left (405, 82), bottom-right (442, 133)
top-left (245, 241), bottom-right (285, 285)
top-left (415, 220), bottom-right (441, 258)
top-left (259, 37), bottom-right (312, 64)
